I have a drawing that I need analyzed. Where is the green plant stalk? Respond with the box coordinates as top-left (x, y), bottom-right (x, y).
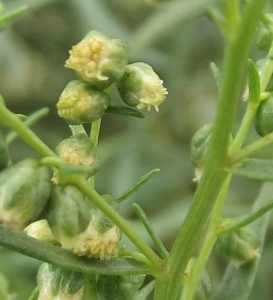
top-left (229, 131), bottom-right (273, 163)
top-left (70, 176), bottom-right (162, 271)
top-left (69, 124), bottom-right (87, 135)
top-left (0, 102), bottom-right (56, 157)
top-left (260, 41), bottom-right (273, 92)
top-left (154, 0), bottom-right (268, 299)
top-left (181, 174), bottom-right (232, 300)
top-left (27, 286), bottom-right (39, 300)
top-left (89, 118), bottom-right (101, 188)
top-left (6, 107), bottom-right (50, 145)
top-left (218, 200), bottom-right (273, 235)
top-left (117, 169), bottom-right (160, 203)
top-left (223, 0), bottom-right (241, 42)
top-left (0, 5), bottom-right (28, 24)
top-left (132, 203), bottom-right (169, 259)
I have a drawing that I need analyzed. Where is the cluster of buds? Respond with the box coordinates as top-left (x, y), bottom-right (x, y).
top-left (216, 219), bottom-right (260, 267)
top-left (48, 185), bottom-right (120, 260)
top-left (0, 158), bottom-right (51, 230)
top-left (57, 30), bottom-right (168, 124)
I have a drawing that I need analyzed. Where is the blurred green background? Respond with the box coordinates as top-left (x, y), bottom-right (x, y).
top-left (0, 0), bottom-right (273, 299)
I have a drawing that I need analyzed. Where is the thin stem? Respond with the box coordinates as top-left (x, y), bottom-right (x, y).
top-left (218, 200), bottom-right (273, 235)
top-left (0, 102), bottom-right (56, 157)
top-left (69, 125), bottom-right (87, 135)
top-left (89, 118), bottom-right (101, 188)
top-left (6, 107), bottom-right (50, 145)
top-left (71, 176), bottom-right (162, 271)
top-left (133, 203), bottom-right (169, 259)
top-left (229, 131), bottom-right (273, 163)
top-left (154, 0), bottom-right (268, 299)
top-left (27, 286), bottom-right (39, 300)
top-left (117, 169), bottom-right (160, 203)
top-left (181, 175), bottom-right (232, 300)
top-left (0, 5), bottom-right (28, 24)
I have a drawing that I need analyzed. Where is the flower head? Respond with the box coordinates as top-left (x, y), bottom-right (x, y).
top-left (57, 80), bottom-right (110, 125)
top-left (65, 30), bottom-right (129, 88)
top-left (117, 62), bottom-right (168, 112)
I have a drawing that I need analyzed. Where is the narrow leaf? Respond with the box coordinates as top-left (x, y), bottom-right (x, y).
top-left (247, 59), bottom-right (261, 108)
top-left (226, 158), bottom-right (273, 181)
top-left (133, 280), bottom-right (155, 300)
top-left (117, 169), bottom-right (160, 203)
top-left (106, 105), bottom-right (145, 118)
top-left (210, 62), bottom-right (221, 92)
top-left (0, 224), bottom-right (152, 276)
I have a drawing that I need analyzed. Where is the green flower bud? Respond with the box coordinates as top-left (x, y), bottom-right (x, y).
top-left (97, 274), bottom-right (145, 300)
top-left (57, 80), bottom-right (111, 125)
top-left (48, 185), bottom-right (93, 249)
top-left (65, 30), bottom-right (129, 89)
top-left (76, 194), bottom-right (120, 260)
top-left (216, 220), bottom-right (260, 267)
top-left (24, 219), bottom-right (58, 245)
top-left (0, 158), bottom-right (51, 230)
top-left (56, 133), bottom-right (99, 171)
top-left (117, 62), bottom-right (168, 112)
top-left (255, 95), bottom-right (273, 136)
top-left (0, 131), bottom-right (10, 171)
top-left (37, 263), bottom-right (86, 300)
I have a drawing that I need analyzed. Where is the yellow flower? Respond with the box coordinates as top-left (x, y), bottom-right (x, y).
top-left (65, 31), bottom-right (129, 88)
top-left (57, 80), bottom-right (110, 125)
top-left (117, 62), bottom-right (168, 112)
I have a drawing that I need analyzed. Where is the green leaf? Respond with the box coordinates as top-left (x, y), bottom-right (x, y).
top-left (247, 59), bottom-right (261, 108)
top-left (106, 105), bottom-right (145, 118)
top-left (0, 224), bottom-right (152, 276)
top-left (226, 158), bottom-right (273, 181)
top-left (133, 280), bottom-right (155, 300)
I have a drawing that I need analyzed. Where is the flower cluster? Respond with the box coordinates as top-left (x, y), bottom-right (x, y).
top-left (57, 30), bottom-right (168, 124)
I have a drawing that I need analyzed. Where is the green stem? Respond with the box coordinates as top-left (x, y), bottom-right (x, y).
top-left (69, 125), bottom-right (86, 135)
top-left (71, 176), bottom-right (162, 271)
top-left (6, 107), bottom-right (50, 145)
top-left (154, 1), bottom-right (268, 299)
top-left (0, 102), bottom-right (56, 157)
top-left (133, 203), bottom-right (169, 259)
top-left (117, 169), bottom-right (160, 203)
top-left (229, 131), bottom-right (273, 163)
top-left (0, 5), bottom-right (28, 24)
top-left (218, 200), bottom-right (273, 235)
top-left (181, 175), bottom-right (232, 300)
top-left (27, 286), bottom-right (39, 300)
top-left (89, 118), bottom-right (101, 188)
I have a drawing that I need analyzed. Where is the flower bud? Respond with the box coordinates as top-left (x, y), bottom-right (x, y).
top-left (24, 219), bottom-right (58, 245)
top-left (0, 131), bottom-right (10, 171)
top-left (0, 158), bottom-right (51, 230)
top-left (97, 274), bottom-right (145, 300)
top-left (48, 185), bottom-right (93, 249)
top-left (255, 95), bottom-right (273, 136)
top-left (57, 80), bottom-right (111, 125)
top-left (56, 133), bottom-right (99, 171)
top-left (216, 220), bottom-right (260, 267)
top-left (65, 30), bottom-right (129, 89)
top-left (37, 263), bottom-right (86, 300)
top-left (117, 62), bottom-right (168, 112)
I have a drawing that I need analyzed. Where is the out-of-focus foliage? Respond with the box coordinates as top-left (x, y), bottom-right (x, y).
top-left (0, 0), bottom-right (273, 299)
